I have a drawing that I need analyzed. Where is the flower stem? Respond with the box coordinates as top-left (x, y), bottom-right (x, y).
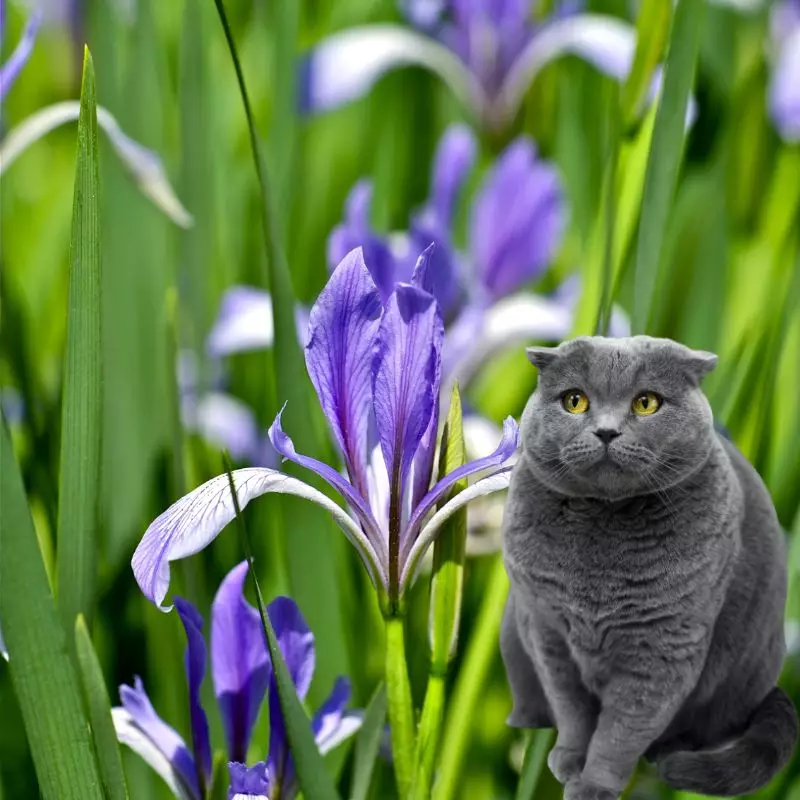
top-left (385, 613), bottom-right (415, 798)
top-left (433, 558), bottom-right (509, 800)
top-left (409, 672), bottom-right (445, 800)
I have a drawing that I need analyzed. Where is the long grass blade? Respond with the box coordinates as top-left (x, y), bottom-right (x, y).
top-left (515, 730), bottom-right (555, 800)
top-left (350, 683), bottom-right (388, 800)
top-left (211, 0), bottom-right (349, 687)
top-left (632, 0), bottom-right (705, 333)
top-left (57, 47), bottom-right (103, 637)
top-left (222, 458), bottom-right (341, 800)
top-left (75, 615), bottom-right (131, 800)
top-left (0, 419), bottom-right (104, 800)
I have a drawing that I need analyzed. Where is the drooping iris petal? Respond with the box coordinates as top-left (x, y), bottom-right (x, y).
top-left (429, 124), bottom-right (477, 228)
top-left (443, 293), bottom-right (573, 388)
top-left (132, 468), bottom-right (385, 608)
top-left (403, 416), bottom-right (519, 560)
top-left (118, 677), bottom-right (199, 797)
top-left (112, 707), bottom-right (198, 800)
top-left (0, 10), bottom-right (40, 103)
top-left (228, 761), bottom-right (271, 800)
top-left (496, 14), bottom-right (637, 124)
top-left (211, 563), bottom-right (271, 763)
top-left (327, 183), bottom-right (397, 301)
top-left (268, 409), bottom-right (387, 570)
top-left (312, 677), bottom-right (363, 754)
top-left (299, 25), bottom-right (482, 114)
top-left (266, 597), bottom-right (315, 792)
top-left (305, 247), bottom-right (383, 495)
top-left (769, 30), bottom-right (800, 142)
top-left (0, 102), bottom-right (192, 227)
top-left (402, 0), bottom-right (447, 29)
top-left (471, 138), bottom-right (565, 301)
top-left (175, 599), bottom-right (212, 792)
top-left (371, 283), bottom-right (444, 511)
top-left (269, 596), bottom-right (316, 700)
top-left (402, 470), bottom-right (513, 586)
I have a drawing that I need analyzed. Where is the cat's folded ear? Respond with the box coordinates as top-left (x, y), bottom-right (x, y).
top-left (678, 346), bottom-right (718, 381)
top-left (526, 346), bottom-right (559, 371)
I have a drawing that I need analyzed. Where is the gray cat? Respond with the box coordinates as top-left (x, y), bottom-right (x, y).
top-left (501, 335), bottom-right (797, 800)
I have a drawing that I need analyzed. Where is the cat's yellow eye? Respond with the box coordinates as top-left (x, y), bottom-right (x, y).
top-left (632, 391), bottom-right (662, 416)
top-left (562, 390), bottom-right (590, 414)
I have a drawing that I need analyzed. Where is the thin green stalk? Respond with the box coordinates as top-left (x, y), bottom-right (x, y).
top-left (385, 613), bottom-right (416, 799)
top-left (515, 730), bottom-right (555, 800)
top-left (433, 558), bottom-right (509, 800)
top-left (411, 674), bottom-right (446, 800)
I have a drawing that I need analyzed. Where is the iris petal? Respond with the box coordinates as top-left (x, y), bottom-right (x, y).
top-left (429, 124), bottom-right (477, 229)
top-left (299, 25), bottom-right (482, 114)
top-left (118, 677), bottom-right (199, 797)
top-left (371, 283), bottom-right (444, 520)
top-left (769, 30), bottom-right (800, 142)
top-left (312, 677), bottom-right (363, 754)
top-left (113, 707), bottom-right (198, 800)
top-left (132, 468), bottom-right (385, 608)
top-left (402, 470), bottom-right (513, 587)
top-left (268, 409), bottom-right (387, 571)
top-left (0, 11), bottom-right (40, 103)
top-left (403, 416), bottom-right (519, 563)
top-left (175, 599), bottom-right (212, 791)
top-left (227, 761), bottom-right (271, 800)
top-left (207, 288), bottom-right (274, 357)
top-left (212, 563), bottom-right (271, 763)
top-left (304, 247), bottom-right (383, 496)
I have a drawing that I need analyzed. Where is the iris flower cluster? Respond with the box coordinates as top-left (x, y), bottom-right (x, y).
top-left (114, 562), bottom-right (361, 800)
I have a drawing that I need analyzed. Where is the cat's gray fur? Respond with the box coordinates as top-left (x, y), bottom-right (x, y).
top-left (501, 335), bottom-right (797, 799)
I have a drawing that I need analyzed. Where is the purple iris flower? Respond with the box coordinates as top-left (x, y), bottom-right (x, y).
top-left (132, 248), bottom-right (518, 606)
top-left (113, 562), bottom-right (361, 800)
top-left (769, 0), bottom-right (800, 141)
top-left (300, 1), bottom-right (667, 131)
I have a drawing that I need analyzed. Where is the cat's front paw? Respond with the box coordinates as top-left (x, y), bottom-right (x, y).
top-left (547, 746), bottom-right (586, 784)
top-left (564, 778), bottom-right (619, 800)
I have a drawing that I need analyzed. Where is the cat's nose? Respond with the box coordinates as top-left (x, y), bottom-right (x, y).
top-left (594, 428), bottom-right (621, 444)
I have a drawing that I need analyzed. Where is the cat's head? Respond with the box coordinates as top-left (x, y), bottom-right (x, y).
top-left (521, 336), bottom-right (718, 500)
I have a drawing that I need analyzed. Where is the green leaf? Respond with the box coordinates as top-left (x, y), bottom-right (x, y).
top-left (434, 559), bottom-right (510, 800)
top-left (350, 683), bottom-right (388, 800)
top-left (428, 383), bottom-right (468, 671)
top-left (515, 730), bottom-right (555, 800)
top-left (0, 420), bottom-right (104, 800)
top-left (75, 615), bottom-right (131, 800)
top-left (223, 465), bottom-right (341, 800)
top-left (632, 0), bottom-right (705, 333)
top-left (57, 47), bottom-right (103, 637)
top-left (385, 613), bottom-right (416, 798)
top-left (620, 0), bottom-right (672, 128)
top-left (212, 0), bottom-right (349, 690)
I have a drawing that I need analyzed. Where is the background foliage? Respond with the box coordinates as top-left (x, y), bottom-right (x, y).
top-left (1, 0), bottom-right (799, 798)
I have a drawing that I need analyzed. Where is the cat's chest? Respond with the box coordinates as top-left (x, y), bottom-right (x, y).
top-left (507, 496), bottom-right (732, 626)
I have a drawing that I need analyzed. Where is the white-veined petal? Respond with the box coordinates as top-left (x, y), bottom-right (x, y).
top-left (112, 708), bottom-right (197, 800)
top-left (401, 470), bottom-right (511, 588)
top-left (132, 468), bottom-right (384, 609)
top-left (0, 102), bottom-right (192, 228)
top-left (317, 712), bottom-right (364, 755)
top-left (301, 25), bottom-right (484, 114)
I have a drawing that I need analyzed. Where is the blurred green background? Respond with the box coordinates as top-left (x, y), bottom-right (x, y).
top-left (1, 0), bottom-right (799, 798)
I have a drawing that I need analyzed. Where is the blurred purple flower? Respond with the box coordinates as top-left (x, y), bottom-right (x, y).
top-left (0, 4), bottom-right (41, 103)
top-left (769, 0), bottom-right (800, 141)
top-left (300, 2), bottom-right (667, 131)
top-left (132, 248), bottom-right (518, 607)
top-left (114, 562), bottom-right (360, 800)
